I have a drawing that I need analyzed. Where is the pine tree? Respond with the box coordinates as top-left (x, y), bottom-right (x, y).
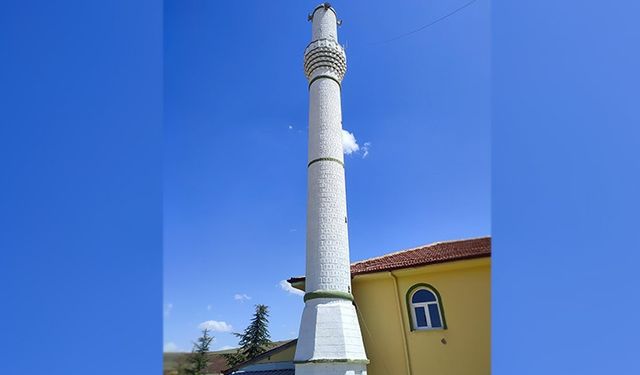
top-left (222, 304), bottom-right (272, 367)
top-left (238, 304), bottom-right (272, 358)
top-left (185, 329), bottom-right (214, 375)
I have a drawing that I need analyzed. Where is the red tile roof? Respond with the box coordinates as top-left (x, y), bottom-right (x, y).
top-left (288, 237), bottom-right (491, 283)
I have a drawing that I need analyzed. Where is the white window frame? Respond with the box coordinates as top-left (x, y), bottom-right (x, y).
top-left (410, 288), bottom-right (444, 331)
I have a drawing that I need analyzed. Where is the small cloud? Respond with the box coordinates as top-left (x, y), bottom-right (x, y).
top-left (362, 142), bottom-right (371, 158)
top-left (164, 303), bottom-right (173, 317)
top-left (207, 305), bottom-right (212, 311)
top-left (342, 129), bottom-right (360, 155)
top-left (199, 320), bottom-right (233, 332)
top-left (289, 228), bottom-right (297, 232)
top-left (342, 129), bottom-right (371, 158)
top-left (234, 293), bottom-right (251, 302)
top-left (218, 345), bottom-right (236, 351)
top-left (164, 342), bottom-right (181, 352)
top-left (279, 280), bottom-right (304, 296)
top-left (288, 125), bottom-right (294, 130)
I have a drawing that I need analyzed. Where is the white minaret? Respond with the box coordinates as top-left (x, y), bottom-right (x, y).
top-left (295, 3), bottom-right (369, 375)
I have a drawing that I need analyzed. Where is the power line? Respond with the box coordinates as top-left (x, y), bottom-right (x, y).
top-left (374, 0), bottom-right (478, 45)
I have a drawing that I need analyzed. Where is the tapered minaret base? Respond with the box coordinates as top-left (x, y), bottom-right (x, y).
top-left (296, 361), bottom-right (367, 375)
top-left (295, 299), bottom-right (368, 375)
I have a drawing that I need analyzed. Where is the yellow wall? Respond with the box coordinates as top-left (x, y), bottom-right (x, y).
top-left (352, 258), bottom-right (491, 375)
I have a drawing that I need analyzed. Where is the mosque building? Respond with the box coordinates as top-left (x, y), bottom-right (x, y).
top-left (223, 237), bottom-right (491, 375)
top-left (200, 4), bottom-right (488, 375)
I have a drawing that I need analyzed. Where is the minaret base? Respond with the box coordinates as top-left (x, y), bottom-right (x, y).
top-left (294, 298), bottom-right (369, 373)
top-left (295, 362), bottom-right (368, 375)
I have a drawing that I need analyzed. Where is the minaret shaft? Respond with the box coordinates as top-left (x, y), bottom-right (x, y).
top-left (295, 4), bottom-right (368, 375)
top-left (306, 79), bottom-right (351, 295)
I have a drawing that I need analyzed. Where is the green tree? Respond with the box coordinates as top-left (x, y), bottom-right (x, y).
top-left (185, 328), bottom-right (214, 375)
top-left (223, 304), bottom-right (272, 367)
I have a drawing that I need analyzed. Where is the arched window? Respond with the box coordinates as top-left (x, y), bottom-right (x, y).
top-left (407, 284), bottom-right (446, 330)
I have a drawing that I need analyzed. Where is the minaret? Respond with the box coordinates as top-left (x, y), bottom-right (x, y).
top-left (295, 3), bottom-right (369, 375)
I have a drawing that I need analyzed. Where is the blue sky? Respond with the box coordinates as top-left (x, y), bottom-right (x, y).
top-left (164, 0), bottom-right (489, 352)
top-left (2, 0), bottom-right (639, 373)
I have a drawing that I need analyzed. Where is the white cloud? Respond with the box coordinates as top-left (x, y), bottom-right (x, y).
top-left (342, 129), bottom-right (360, 155)
top-left (342, 129), bottom-right (371, 158)
top-left (164, 303), bottom-right (173, 317)
top-left (207, 305), bottom-right (212, 311)
top-left (279, 280), bottom-right (304, 296)
top-left (288, 125), bottom-right (293, 130)
top-left (234, 293), bottom-right (251, 302)
top-left (198, 320), bottom-right (233, 332)
top-left (218, 345), bottom-right (236, 351)
top-left (164, 342), bottom-right (181, 352)
top-left (362, 142), bottom-right (371, 158)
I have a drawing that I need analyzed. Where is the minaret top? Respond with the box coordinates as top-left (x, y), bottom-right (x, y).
top-left (308, 3), bottom-right (337, 20)
top-left (303, 3), bottom-right (346, 84)
top-left (308, 3), bottom-right (340, 41)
